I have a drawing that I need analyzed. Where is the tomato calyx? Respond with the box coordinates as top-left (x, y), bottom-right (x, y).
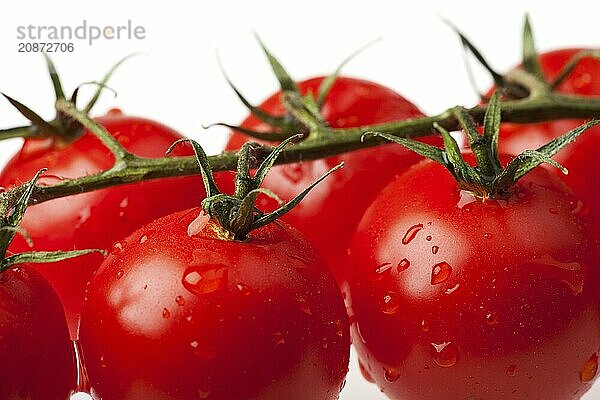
top-left (211, 36), bottom-right (375, 143)
top-left (0, 54), bottom-right (134, 143)
top-left (168, 135), bottom-right (343, 240)
top-left (0, 169), bottom-right (104, 272)
top-left (367, 91), bottom-right (600, 199)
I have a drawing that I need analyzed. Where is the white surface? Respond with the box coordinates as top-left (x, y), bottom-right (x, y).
top-left (1, 1), bottom-right (599, 399)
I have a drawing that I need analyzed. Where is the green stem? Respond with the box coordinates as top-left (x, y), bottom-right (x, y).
top-left (2, 74), bottom-right (600, 210)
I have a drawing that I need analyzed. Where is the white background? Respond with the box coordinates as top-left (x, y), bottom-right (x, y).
top-left (1, 1), bottom-right (599, 399)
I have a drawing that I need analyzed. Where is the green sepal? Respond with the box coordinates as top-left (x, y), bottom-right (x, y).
top-left (255, 34), bottom-right (299, 93)
top-left (482, 91), bottom-right (503, 173)
top-left (43, 54), bottom-right (66, 101)
top-left (217, 55), bottom-right (291, 130)
top-left (551, 50), bottom-right (600, 89)
top-left (1, 93), bottom-right (59, 136)
top-left (0, 169), bottom-right (45, 259)
top-left (522, 15), bottom-right (545, 82)
top-left (316, 38), bottom-right (380, 108)
top-left (1, 249), bottom-right (105, 272)
top-left (251, 162), bottom-right (343, 231)
top-left (492, 120), bottom-right (600, 189)
top-left (83, 53), bottom-right (138, 114)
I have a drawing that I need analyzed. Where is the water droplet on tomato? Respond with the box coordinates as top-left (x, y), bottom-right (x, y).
top-left (182, 266), bottom-right (229, 296)
top-left (549, 207), bottom-right (559, 215)
top-left (111, 241), bottom-right (126, 255)
top-left (380, 292), bottom-right (400, 315)
top-left (322, 337), bottom-right (329, 349)
top-left (402, 224), bottom-right (423, 245)
top-left (483, 233), bottom-right (493, 240)
top-left (119, 197), bottom-right (129, 209)
top-left (198, 389), bottom-right (210, 399)
top-left (486, 313), bottom-right (498, 325)
top-left (444, 283), bottom-right (460, 295)
top-left (162, 308), bottom-right (170, 319)
top-left (430, 342), bottom-right (458, 367)
top-left (421, 319), bottom-right (430, 332)
top-left (581, 353), bottom-right (598, 383)
top-left (186, 314), bottom-right (193, 322)
top-left (431, 262), bottom-right (452, 285)
top-left (187, 211), bottom-right (211, 237)
top-left (426, 235), bottom-right (432, 241)
top-left (432, 246), bottom-right (439, 254)
top-left (375, 263), bottom-right (392, 274)
top-left (116, 270), bottom-right (124, 280)
top-left (506, 364), bottom-right (517, 377)
top-left (236, 283), bottom-right (251, 296)
top-left (397, 258), bottom-right (410, 271)
top-left (190, 340), bottom-right (199, 349)
top-left (384, 367), bottom-right (400, 382)
top-left (175, 295), bottom-right (186, 306)
top-left (296, 296), bottom-right (312, 315)
top-left (139, 235), bottom-right (148, 244)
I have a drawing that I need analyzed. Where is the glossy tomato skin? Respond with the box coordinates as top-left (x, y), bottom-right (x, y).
top-left (79, 208), bottom-right (350, 400)
top-left (495, 49), bottom-right (600, 212)
top-left (0, 110), bottom-right (205, 338)
top-left (0, 266), bottom-right (75, 399)
top-left (226, 76), bottom-right (435, 281)
top-left (345, 156), bottom-right (600, 399)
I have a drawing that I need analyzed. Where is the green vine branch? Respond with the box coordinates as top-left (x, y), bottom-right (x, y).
top-left (0, 76), bottom-right (599, 214)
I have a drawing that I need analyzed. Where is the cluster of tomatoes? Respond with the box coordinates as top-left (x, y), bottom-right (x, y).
top-left (0, 47), bottom-right (599, 400)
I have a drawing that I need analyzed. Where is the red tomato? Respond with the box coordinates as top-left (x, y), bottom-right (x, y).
top-left (79, 208), bottom-right (350, 400)
top-left (226, 76), bottom-right (433, 281)
top-left (0, 266), bottom-right (75, 399)
top-left (0, 109), bottom-right (205, 339)
top-left (345, 155), bottom-right (600, 399)
top-left (494, 49), bottom-right (600, 210)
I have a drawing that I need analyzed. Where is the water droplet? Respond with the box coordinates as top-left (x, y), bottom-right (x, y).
top-left (380, 292), bottom-right (400, 315)
top-left (397, 258), bottom-right (410, 272)
top-left (0, 187), bottom-right (5, 194)
top-left (296, 296), bottom-right (312, 315)
top-left (182, 266), bottom-right (229, 296)
top-left (116, 270), bottom-right (124, 280)
top-left (402, 224), bottom-right (423, 245)
top-left (432, 246), bottom-right (439, 254)
top-left (483, 233), bottom-right (492, 240)
top-left (111, 241), bottom-right (126, 255)
top-left (175, 296), bottom-right (186, 306)
top-left (549, 208), bottom-right (559, 215)
top-left (198, 389), bottom-right (210, 399)
top-left (486, 313), bottom-right (498, 325)
top-left (119, 197), bottom-right (129, 208)
top-left (322, 337), bottom-right (329, 349)
top-left (186, 314), bottom-right (193, 322)
top-left (426, 235), bottom-right (432, 241)
top-left (430, 342), bottom-right (458, 367)
top-left (444, 284), bottom-right (460, 295)
top-left (162, 308), bottom-right (171, 319)
top-left (506, 364), bottom-right (517, 377)
top-left (236, 283), bottom-right (251, 296)
top-left (384, 367), bottom-right (400, 382)
top-left (190, 340), bottom-right (199, 349)
top-left (272, 332), bottom-right (285, 347)
top-left (431, 262), bottom-right (452, 285)
top-left (139, 235), bottom-right (148, 244)
top-left (581, 353), bottom-right (598, 383)
top-left (375, 263), bottom-right (392, 274)
top-left (187, 211), bottom-right (211, 237)
top-left (421, 319), bottom-right (430, 332)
